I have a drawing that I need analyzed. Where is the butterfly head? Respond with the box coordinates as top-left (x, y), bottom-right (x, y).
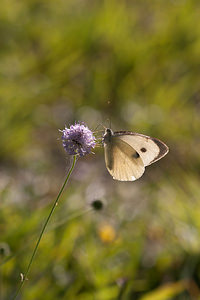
top-left (103, 128), bottom-right (113, 145)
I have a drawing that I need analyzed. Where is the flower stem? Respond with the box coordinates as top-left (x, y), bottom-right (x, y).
top-left (12, 155), bottom-right (77, 300)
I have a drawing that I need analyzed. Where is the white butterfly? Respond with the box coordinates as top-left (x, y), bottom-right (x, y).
top-left (103, 128), bottom-right (169, 181)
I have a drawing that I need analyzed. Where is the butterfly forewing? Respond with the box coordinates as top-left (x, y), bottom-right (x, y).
top-left (113, 132), bottom-right (169, 166)
top-left (104, 137), bottom-right (145, 181)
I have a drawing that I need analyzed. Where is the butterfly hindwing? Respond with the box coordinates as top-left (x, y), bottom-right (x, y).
top-left (104, 136), bottom-right (145, 181)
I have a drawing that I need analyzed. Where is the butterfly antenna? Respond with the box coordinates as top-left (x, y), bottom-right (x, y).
top-left (103, 118), bottom-right (112, 129)
top-left (94, 123), bottom-right (106, 131)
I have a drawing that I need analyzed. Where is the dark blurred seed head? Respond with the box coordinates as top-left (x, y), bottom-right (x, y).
top-left (0, 242), bottom-right (11, 257)
top-left (91, 199), bottom-right (104, 211)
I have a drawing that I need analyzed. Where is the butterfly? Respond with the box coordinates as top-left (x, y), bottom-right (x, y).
top-left (103, 128), bottom-right (169, 181)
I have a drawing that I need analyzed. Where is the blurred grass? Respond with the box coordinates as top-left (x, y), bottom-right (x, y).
top-left (0, 0), bottom-right (200, 299)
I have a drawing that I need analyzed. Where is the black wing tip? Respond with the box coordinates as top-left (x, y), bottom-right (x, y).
top-left (152, 137), bottom-right (169, 162)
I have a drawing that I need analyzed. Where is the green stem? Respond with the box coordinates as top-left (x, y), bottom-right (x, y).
top-left (12, 155), bottom-right (77, 300)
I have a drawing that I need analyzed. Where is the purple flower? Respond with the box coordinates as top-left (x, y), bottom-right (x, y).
top-left (61, 123), bottom-right (96, 157)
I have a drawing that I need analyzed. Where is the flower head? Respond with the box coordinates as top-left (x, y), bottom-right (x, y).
top-left (98, 224), bottom-right (116, 243)
top-left (61, 122), bottom-right (96, 157)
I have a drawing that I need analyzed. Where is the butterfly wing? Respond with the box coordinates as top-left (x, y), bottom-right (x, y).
top-left (104, 136), bottom-right (145, 181)
top-left (113, 132), bottom-right (169, 167)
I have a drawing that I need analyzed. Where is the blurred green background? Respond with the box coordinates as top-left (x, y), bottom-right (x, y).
top-left (1, 0), bottom-right (200, 299)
